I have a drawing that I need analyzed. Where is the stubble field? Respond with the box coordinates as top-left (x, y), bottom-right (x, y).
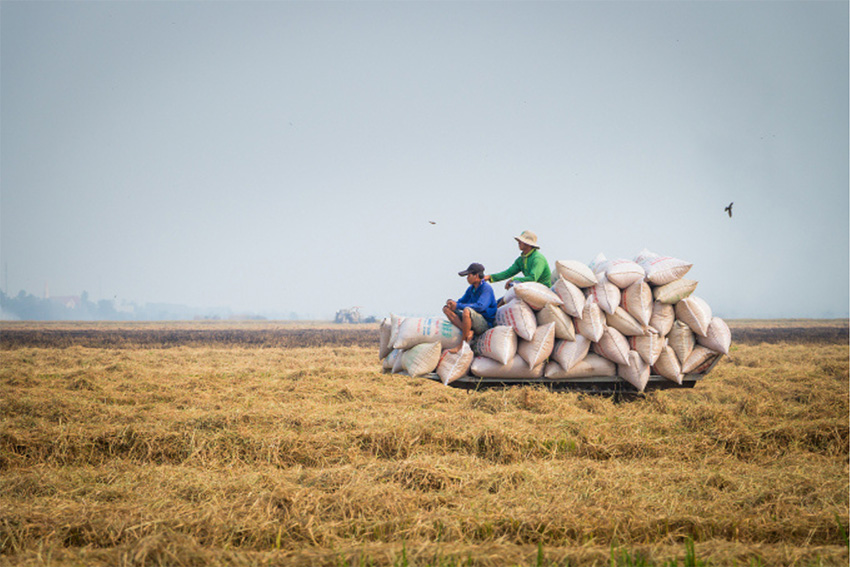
top-left (1, 320), bottom-right (848, 566)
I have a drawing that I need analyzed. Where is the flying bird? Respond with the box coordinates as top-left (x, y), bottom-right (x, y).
top-left (429, 221), bottom-right (436, 225)
top-left (724, 202), bottom-right (733, 217)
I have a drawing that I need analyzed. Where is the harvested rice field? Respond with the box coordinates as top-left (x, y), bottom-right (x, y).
top-left (1, 320), bottom-right (847, 566)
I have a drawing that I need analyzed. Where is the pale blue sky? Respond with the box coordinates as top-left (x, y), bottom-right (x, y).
top-left (2, 1), bottom-right (847, 319)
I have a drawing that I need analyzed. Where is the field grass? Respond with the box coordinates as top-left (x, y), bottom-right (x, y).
top-left (1, 321), bottom-right (847, 566)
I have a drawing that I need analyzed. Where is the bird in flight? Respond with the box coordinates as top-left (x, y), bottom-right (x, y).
top-left (724, 202), bottom-right (733, 217)
top-left (429, 221), bottom-right (436, 225)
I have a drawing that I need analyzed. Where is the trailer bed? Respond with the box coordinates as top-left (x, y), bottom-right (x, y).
top-left (419, 353), bottom-right (723, 396)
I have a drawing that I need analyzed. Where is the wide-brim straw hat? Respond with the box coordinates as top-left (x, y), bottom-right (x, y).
top-left (515, 230), bottom-right (539, 248)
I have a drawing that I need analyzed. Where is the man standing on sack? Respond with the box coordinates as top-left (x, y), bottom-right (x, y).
top-left (485, 230), bottom-right (552, 290)
top-left (443, 262), bottom-right (497, 345)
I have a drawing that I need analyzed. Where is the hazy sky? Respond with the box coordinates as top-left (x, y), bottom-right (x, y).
top-left (2, 1), bottom-right (848, 319)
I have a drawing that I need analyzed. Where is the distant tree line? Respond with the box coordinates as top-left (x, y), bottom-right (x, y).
top-left (0, 290), bottom-right (266, 321)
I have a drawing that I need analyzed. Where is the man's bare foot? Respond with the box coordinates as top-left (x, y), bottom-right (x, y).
top-left (464, 331), bottom-right (474, 343)
top-left (446, 345), bottom-right (461, 354)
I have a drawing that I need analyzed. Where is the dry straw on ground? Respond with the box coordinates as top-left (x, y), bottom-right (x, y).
top-left (1, 321), bottom-right (847, 566)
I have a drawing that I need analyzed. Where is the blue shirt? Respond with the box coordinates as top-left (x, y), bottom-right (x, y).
top-left (457, 281), bottom-right (497, 326)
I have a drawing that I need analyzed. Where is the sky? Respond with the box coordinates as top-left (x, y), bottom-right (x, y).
top-left (2, 1), bottom-right (848, 320)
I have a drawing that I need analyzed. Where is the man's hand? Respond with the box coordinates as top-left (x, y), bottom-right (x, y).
top-left (505, 279), bottom-right (514, 290)
top-left (446, 299), bottom-right (457, 311)
top-left (483, 275), bottom-right (491, 282)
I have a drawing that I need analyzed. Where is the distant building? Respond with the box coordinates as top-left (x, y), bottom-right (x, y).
top-left (50, 296), bottom-right (81, 310)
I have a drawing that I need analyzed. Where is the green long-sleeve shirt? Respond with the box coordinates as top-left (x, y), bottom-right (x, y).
top-left (489, 248), bottom-right (552, 287)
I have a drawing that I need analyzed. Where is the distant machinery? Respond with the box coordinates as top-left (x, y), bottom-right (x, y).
top-left (334, 306), bottom-right (362, 324)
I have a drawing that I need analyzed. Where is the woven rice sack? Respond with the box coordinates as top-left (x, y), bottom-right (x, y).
top-left (518, 322), bottom-right (556, 368)
top-left (471, 355), bottom-right (544, 379)
top-left (606, 306), bottom-right (647, 336)
top-left (383, 348), bottom-right (403, 372)
top-left (496, 299), bottom-right (537, 341)
top-left (682, 345), bottom-right (720, 374)
top-left (379, 317), bottom-right (392, 360)
top-left (545, 353), bottom-right (616, 379)
top-left (402, 342), bottom-right (442, 377)
top-left (586, 273), bottom-right (620, 315)
top-left (392, 348), bottom-right (406, 374)
top-left (629, 333), bottom-right (665, 366)
top-left (697, 317), bottom-right (732, 355)
top-left (676, 296), bottom-right (712, 337)
top-left (653, 279), bottom-right (698, 304)
top-left (603, 258), bottom-right (646, 289)
top-left (649, 301), bottom-right (675, 336)
top-left (551, 335), bottom-right (591, 371)
top-left (471, 325), bottom-right (517, 365)
top-left (634, 249), bottom-right (693, 285)
top-left (593, 327), bottom-right (631, 366)
top-left (653, 345), bottom-right (682, 384)
top-left (514, 282), bottom-right (564, 311)
top-left (388, 313), bottom-right (405, 348)
top-left (393, 317), bottom-right (463, 350)
top-left (576, 300), bottom-right (606, 342)
top-left (588, 252), bottom-right (609, 274)
top-left (620, 280), bottom-right (653, 326)
top-left (555, 260), bottom-right (598, 288)
top-left (551, 276), bottom-right (585, 318)
top-left (618, 350), bottom-right (650, 392)
top-left (536, 303), bottom-right (575, 341)
top-left (437, 342), bottom-right (474, 385)
top-left (668, 320), bottom-right (695, 364)
top-left (502, 286), bottom-right (517, 304)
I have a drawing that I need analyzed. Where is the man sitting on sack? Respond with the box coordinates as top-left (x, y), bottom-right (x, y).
top-left (485, 230), bottom-right (552, 291)
top-left (443, 262), bottom-right (497, 344)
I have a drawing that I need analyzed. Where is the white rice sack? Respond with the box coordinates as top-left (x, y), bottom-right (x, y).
top-left (675, 296), bottom-right (713, 337)
top-left (513, 282), bottom-right (563, 311)
top-left (551, 335), bottom-right (591, 371)
top-left (649, 301), bottom-right (675, 336)
top-left (588, 252), bottom-right (609, 274)
top-left (518, 322), bottom-right (556, 368)
top-left (471, 355), bottom-right (544, 379)
top-left (682, 345), bottom-right (721, 374)
top-left (545, 353), bottom-right (616, 379)
top-left (551, 276), bottom-right (585, 319)
top-left (392, 348), bottom-right (406, 374)
top-left (620, 281), bottom-right (653, 326)
top-left (393, 317), bottom-right (463, 350)
top-left (388, 313), bottom-right (405, 348)
top-left (697, 317), bottom-right (732, 355)
top-left (629, 333), bottom-right (665, 366)
top-left (536, 303), bottom-right (575, 341)
top-left (502, 286), bottom-right (517, 304)
top-left (603, 259), bottom-right (646, 289)
top-left (618, 350), bottom-right (650, 392)
top-left (634, 249), bottom-right (693, 285)
top-left (576, 300), bottom-right (606, 342)
top-left (586, 273), bottom-right (620, 315)
top-left (437, 342), bottom-right (474, 385)
top-left (402, 342), bottom-right (442, 377)
top-left (653, 279), bottom-right (698, 304)
top-left (653, 345), bottom-right (683, 384)
top-left (379, 317), bottom-right (392, 360)
top-left (593, 327), bottom-right (631, 366)
top-left (495, 299), bottom-right (537, 341)
top-left (383, 348), bottom-right (403, 372)
top-left (555, 260), bottom-right (598, 288)
top-left (668, 320), bottom-right (695, 365)
top-left (606, 306), bottom-right (647, 336)
top-left (471, 325), bottom-right (517, 365)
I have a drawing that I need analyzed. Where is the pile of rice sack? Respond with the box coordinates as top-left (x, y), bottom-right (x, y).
top-left (379, 249), bottom-right (731, 392)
